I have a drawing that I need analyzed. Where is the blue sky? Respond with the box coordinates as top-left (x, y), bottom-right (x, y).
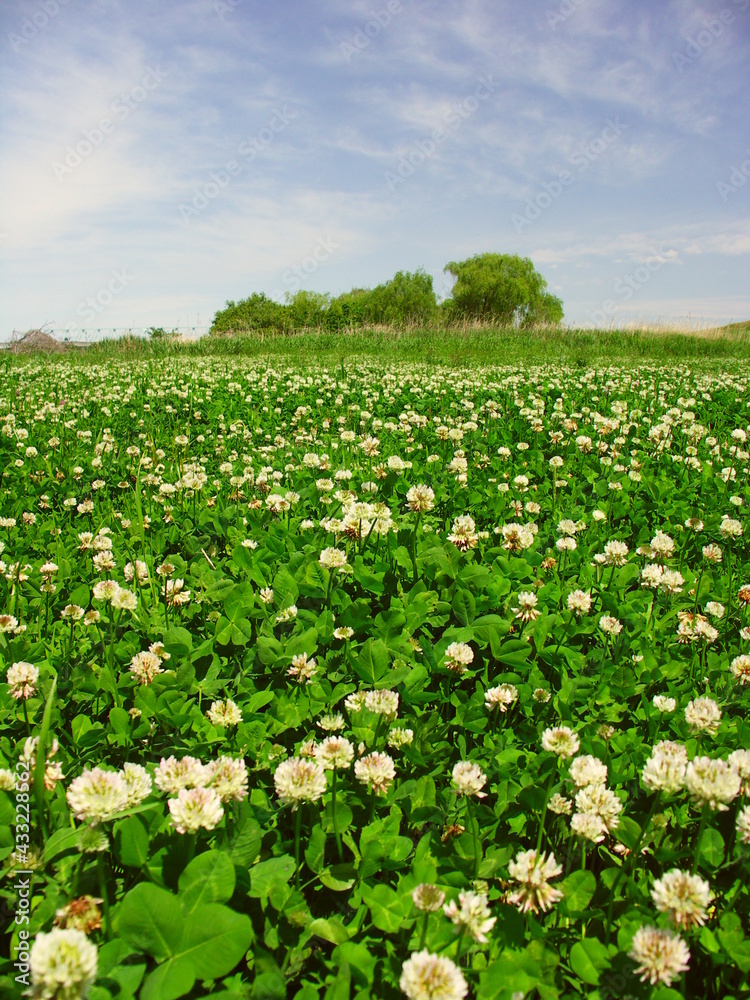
top-left (1, 0), bottom-right (749, 337)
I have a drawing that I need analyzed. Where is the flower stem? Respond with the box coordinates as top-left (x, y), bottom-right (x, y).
top-left (97, 854), bottom-right (113, 940)
top-left (692, 805), bottom-right (710, 875)
top-left (294, 806), bottom-right (303, 889)
top-left (455, 928), bottom-right (467, 966)
top-left (331, 769), bottom-right (343, 862)
top-left (466, 796), bottom-right (481, 880)
top-left (605, 792), bottom-right (660, 944)
top-left (535, 771), bottom-right (556, 855)
top-left (419, 911), bottom-right (429, 950)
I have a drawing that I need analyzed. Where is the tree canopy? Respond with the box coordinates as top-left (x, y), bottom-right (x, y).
top-left (209, 256), bottom-right (562, 333)
top-left (443, 253), bottom-right (563, 326)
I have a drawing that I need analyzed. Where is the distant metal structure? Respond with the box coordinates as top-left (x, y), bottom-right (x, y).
top-left (1, 326), bottom-right (211, 347)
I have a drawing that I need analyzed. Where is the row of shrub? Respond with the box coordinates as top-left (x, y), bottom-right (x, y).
top-left (209, 255), bottom-right (564, 335)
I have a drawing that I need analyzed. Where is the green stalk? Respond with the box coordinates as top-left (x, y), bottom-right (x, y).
top-left (418, 911), bottom-right (429, 950)
top-left (411, 513), bottom-right (421, 584)
top-left (331, 769), bottom-right (343, 862)
top-left (33, 676), bottom-right (57, 842)
top-left (605, 792), bottom-right (660, 944)
top-left (535, 770), bottom-right (556, 855)
top-left (455, 927), bottom-right (467, 966)
top-left (466, 796), bottom-right (481, 880)
top-left (97, 854), bottom-right (112, 939)
top-left (692, 805), bottom-right (710, 875)
top-left (294, 806), bottom-right (303, 889)
top-left (693, 568), bottom-right (704, 616)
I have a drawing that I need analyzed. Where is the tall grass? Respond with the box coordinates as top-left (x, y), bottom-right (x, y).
top-left (6, 323), bottom-right (750, 368)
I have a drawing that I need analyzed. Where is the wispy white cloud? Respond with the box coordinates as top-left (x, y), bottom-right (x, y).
top-left (1, 0), bottom-right (748, 334)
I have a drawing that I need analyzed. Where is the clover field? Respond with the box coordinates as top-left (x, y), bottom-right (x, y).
top-left (1, 357), bottom-right (750, 1000)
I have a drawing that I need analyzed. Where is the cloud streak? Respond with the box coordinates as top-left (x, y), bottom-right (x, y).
top-left (1, 0), bottom-right (748, 334)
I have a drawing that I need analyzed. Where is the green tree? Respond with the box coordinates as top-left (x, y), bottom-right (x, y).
top-left (210, 293), bottom-right (291, 334)
top-left (285, 290), bottom-right (331, 329)
top-left (369, 268), bottom-right (438, 325)
top-left (443, 253), bottom-right (563, 326)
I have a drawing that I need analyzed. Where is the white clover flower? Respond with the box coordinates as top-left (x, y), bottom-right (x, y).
top-left (570, 811), bottom-right (607, 843)
top-left (120, 763), bottom-right (152, 808)
top-left (6, 661), bottom-right (39, 700)
top-left (129, 650), bottom-right (164, 685)
top-left (513, 591), bottom-right (540, 622)
top-left (569, 755), bottom-right (608, 788)
top-left (451, 761), bottom-right (487, 798)
top-left (92, 579), bottom-right (120, 602)
top-left (0, 614), bottom-right (19, 633)
top-left (411, 884), bottom-right (446, 912)
top-left (344, 691), bottom-right (367, 713)
top-left (275, 604), bottom-right (298, 623)
top-left (567, 590), bottom-right (592, 615)
top-left (602, 540), bottom-right (629, 566)
top-left (599, 615), bottom-right (623, 636)
top-left (650, 531), bottom-right (675, 559)
top-left (154, 756), bottom-right (208, 794)
top-left (737, 805), bottom-right (750, 844)
top-left (484, 684), bottom-right (518, 712)
top-left (207, 698), bottom-right (243, 727)
top-left (730, 654), bottom-right (750, 685)
top-left (651, 869), bottom-right (713, 929)
top-left (541, 727), bottom-right (580, 758)
top-left (168, 787), bottom-right (224, 833)
top-left (729, 749), bottom-right (750, 793)
top-left (507, 850), bottom-right (563, 914)
top-left (575, 784), bottom-right (622, 831)
top-left (641, 563), bottom-right (664, 589)
top-left (111, 587), bottom-right (137, 611)
top-left (443, 890), bottom-right (496, 943)
top-left (288, 652), bottom-right (317, 684)
top-left (0, 768), bottom-right (16, 791)
top-left (354, 752), bottom-right (396, 796)
top-left (548, 793), bottom-right (572, 815)
top-left (274, 757), bottom-right (327, 807)
top-left (30, 927), bottom-right (98, 1000)
top-left (66, 768), bottom-right (129, 825)
top-left (684, 697), bottom-right (721, 735)
top-left (556, 536), bottom-right (576, 552)
top-left (658, 569), bottom-right (684, 595)
top-left (642, 742), bottom-right (688, 794)
top-left (443, 642), bottom-right (474, 674)
top-left (448, 515), bottom-right (478, 551)
top-left (205, 757), bottom-right (249, 803)
top-left (387, 727), bottom-right (414, 749)
top-left (314, 736), bottom-right (355, 770)
top-left (653, 695), bottom-right (676, 713)
top-left (629, 926), bottom-right (690, 986)
top-left (406, 485), bottom-right (436, 513)
top-left (399, 951), bottom-right (467, 1000)
top-left (720, 516), bottom-right (742, 539)
top-left (363, 688), bottom-right (399, 717)
top-left (319, 547), bottom-right (347, 569)
top-left (500, 522), bottom-right (535, 552)
top-left (685, 756), bottom-right (741, 811)
top-left (317, 712), bottom-right (345, 732)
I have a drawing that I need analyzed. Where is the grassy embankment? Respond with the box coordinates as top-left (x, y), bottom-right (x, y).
top-left (7, 321), bottom-right (750, 367)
